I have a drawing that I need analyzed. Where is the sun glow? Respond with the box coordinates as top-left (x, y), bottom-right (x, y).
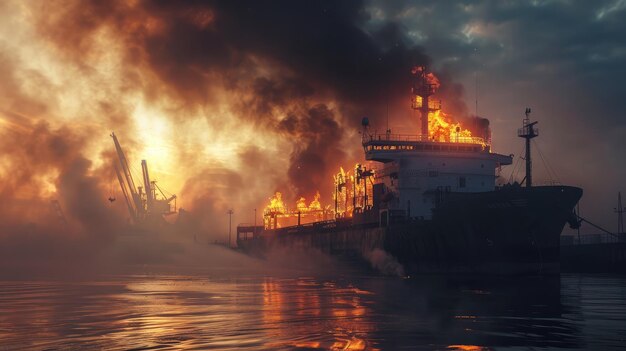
top-left (133, 102), bottom-right (175, 173)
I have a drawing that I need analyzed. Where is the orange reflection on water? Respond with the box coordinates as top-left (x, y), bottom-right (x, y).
top-left (447, 345), bottom-right (489, 351)
top-left (262, 278), bottom-right (284, 327)
top-left (295, 341), bottom-right (322, 348)
top-left (261, 277), bottom-right (376, 350)
top-left (331, 336), bottom-right (369, 350)
top-left (296, 278), bottom-right (321, 317)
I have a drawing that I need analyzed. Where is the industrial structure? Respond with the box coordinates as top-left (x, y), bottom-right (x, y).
top-left (111, 132), bottom-right (177, 225)
top-left (411, 65), bottom-right (441, 138)
top-left (263, 191), bottom-right (333, 229)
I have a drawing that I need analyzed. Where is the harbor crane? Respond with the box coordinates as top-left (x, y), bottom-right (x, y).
top-left (111, 132), bottom-right (177, 224)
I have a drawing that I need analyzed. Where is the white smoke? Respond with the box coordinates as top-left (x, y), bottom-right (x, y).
top-left (364, 248), bottom-right (405, 277)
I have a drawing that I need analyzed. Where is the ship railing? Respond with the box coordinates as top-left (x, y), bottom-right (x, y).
top-left (411, 99), bottom-right (441, 110)
top-left (517, 125), bottom-right (538, 137)
top-left (363, 132), bottom-right (488, 146)
top-left (561, 233), bottom-right (626, 245)
top-left (535, 180), bottom-right (562, 186)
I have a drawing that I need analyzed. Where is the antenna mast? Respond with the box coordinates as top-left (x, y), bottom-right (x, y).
top-left (517, 108), bottom-right (538, 187)
top-left (616, 192), bottom-right (624, 236)
top-left (475, 71), bottom-right (478, 117)
top-left (386, 101), bottom-right (390, 137)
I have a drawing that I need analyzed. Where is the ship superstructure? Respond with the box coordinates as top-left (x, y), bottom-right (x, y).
top-left (362, 128), bottom-right (512, 221)
top-left (362, 68), bottom-right (513, 219)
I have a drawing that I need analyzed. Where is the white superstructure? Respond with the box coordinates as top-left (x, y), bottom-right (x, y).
top-left (362, 131), bottom-right (512, 220)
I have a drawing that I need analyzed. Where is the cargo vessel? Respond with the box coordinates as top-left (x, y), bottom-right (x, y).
top-left (237, 67), bottom-right (582, 275)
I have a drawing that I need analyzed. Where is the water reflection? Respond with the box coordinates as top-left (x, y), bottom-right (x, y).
top-left (1, 274), bottom-right (625, 350)
top-left (261, 277), bottom-right (375, 350)
top-left (446, 346), bottom-right (488, 351)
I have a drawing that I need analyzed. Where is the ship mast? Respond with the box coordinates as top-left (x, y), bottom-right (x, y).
top-left (411, 66), bottom-right (441, 138)
top-left (616, 192), bottom-right (624, 236)
top-left (517, 108), bottom-right (538, 187)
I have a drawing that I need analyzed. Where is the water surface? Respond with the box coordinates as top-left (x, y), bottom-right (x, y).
top-left (1, 272), bottom-right (625, 350)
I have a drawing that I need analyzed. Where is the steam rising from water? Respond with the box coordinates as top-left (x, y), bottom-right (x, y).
top-left (364, 249), bottom-right (406, 277)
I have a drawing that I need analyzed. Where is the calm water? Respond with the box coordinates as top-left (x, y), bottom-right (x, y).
top-left (1, 271), bottom-right (626, 350)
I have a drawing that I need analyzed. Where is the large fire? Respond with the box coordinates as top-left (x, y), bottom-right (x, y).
top-left (429, 110), bottom-right (474, 143)
top-left (263, 164), bottom-right (374, 229)
top-left (296, 192), bottom-right (322, 212)
top-left (263, 191), bottom-right (333, 229)
top-left (333, 165), bottom-right (373, 218)
top-left (412, 67), bottom-right (487, 146)
top-left (267, 192), bottom-right (287, 214)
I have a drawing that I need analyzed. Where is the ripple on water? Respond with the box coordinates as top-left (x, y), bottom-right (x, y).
top-left (0, 274), bottom-right (625, 350)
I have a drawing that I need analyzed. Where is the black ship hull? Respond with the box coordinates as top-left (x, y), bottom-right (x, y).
top-left (238, 186), bottom-right (582, 275)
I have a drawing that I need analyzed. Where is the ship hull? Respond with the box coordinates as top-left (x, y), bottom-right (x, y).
top-left (239, 186), bottom-right (582, 275)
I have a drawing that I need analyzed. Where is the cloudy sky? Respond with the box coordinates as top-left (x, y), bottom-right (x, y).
top-left (0, 0), bottom-right (624, 267)
top-left (367, 1), bottom-right (626, 230)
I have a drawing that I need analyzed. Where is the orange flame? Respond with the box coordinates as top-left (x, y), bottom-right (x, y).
top-left (410, 68), bottom-right (485, 146)
top-left (308, 191), bottom-right (321, 211)
top-left (429, 110), bottom-right (476, 143)
top-left (261, 162), bottom-right (376, 230)
top-left (266, 192), bottom-right (286, 214)
top-left (332, 164), bottom-right (374, 218)
top-left (294, 191), bottom-right (321, 212)
top-left (263, 191), bottom-right (331, 229)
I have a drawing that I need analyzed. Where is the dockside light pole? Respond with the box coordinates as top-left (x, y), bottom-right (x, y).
top-left (227, 209), bottom-right (234, 248)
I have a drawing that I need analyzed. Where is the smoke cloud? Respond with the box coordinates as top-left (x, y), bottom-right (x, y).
top-left (0, 0), bottom-right (484, 274)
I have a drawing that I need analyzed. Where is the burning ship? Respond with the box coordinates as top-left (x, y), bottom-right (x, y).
top-left (237, 67), bottom-right (582, 275)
